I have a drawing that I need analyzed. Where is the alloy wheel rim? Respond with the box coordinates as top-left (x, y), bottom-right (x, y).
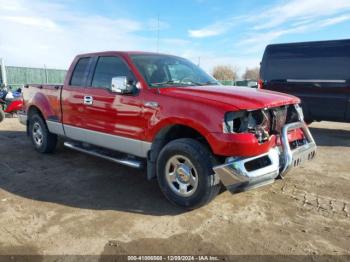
top-left (32, 122), bottom-right (43, 147)
top-left (165, 155), bottom-right (199, 197)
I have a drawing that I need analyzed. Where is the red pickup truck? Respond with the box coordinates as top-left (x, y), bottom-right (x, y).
top-left (19, 51), bottom-right (317, 209)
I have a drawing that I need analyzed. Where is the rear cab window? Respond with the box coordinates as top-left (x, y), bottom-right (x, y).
top-left (70, 57), bottom-right (91, 86)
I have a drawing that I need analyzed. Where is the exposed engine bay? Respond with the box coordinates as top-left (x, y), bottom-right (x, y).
top-left (224, 104), bottom-right (304, 143)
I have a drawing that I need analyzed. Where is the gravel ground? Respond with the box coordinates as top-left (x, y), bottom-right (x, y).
top-left (0, 118), bottom-right (349, 258)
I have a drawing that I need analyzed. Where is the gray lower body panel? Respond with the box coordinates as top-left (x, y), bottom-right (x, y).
top-left (47, 121), bottom-right (65, 136)
top-left (63, 125), bottom-right (151, 158)
top-left (19, 113), bottom-right (151, 158)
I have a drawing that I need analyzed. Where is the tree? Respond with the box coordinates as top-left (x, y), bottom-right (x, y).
top-left (242, 67), bottom-right (260, 81)
top-left (212, 65), bottom-right (239, 81)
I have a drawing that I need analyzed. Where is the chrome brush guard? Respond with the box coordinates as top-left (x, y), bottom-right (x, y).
top-left (213, 121), bottom-right (317, 192)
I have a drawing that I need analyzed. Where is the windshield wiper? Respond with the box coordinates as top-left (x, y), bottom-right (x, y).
top-left (150, 80), bottom-right (178, 87)
top-left (183, 80), bottom-right (219, 86)
top-left (201, 81), bottom-right (219, 85)
top-left (150, 80), bottom-right (219, 87)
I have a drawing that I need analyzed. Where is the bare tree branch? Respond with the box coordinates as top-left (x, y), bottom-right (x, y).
top-left (212, 65), bottom-right (239, 81)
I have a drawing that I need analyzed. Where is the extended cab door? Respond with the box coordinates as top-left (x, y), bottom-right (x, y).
top-left (61, 56), bottom-right (93, 128)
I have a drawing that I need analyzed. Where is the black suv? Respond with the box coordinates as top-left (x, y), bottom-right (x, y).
top-left (260, 39), bottom-right (350, 123)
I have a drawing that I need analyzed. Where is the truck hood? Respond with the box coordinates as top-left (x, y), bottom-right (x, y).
top-left (159, 85), bottom-right (300, 110)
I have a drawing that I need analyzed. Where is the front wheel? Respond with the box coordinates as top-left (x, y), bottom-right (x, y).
top-left (157, 138), bottom-right (221, 209)
top-left (28, 114), bottom-right (57, 153)
top-left (0, 109), bottom-right (4, 123)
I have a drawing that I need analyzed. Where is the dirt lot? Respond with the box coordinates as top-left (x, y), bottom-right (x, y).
top-left (0, 118), bottom-right (349, 257)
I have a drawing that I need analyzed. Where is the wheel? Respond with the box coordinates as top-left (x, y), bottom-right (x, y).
top-left (0, 109), bottom-right (4, 123)
top-left (28, 114), bottom-right (57, 153)
top-left (157, 138), bottom-right (221, 209)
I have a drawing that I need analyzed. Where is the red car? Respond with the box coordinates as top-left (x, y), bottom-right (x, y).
top-left (19, 51), bottom-right (317, 209)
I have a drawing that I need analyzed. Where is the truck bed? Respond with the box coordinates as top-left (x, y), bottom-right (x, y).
top-left (22, 84), bottom-right (63, 121)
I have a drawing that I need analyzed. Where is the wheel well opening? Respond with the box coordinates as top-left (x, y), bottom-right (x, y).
top-left (27, 106), bottom-right (45, 134)
top-left (28, 106), bottom-right (43, 119)
top-left (147, 124), bottom-right (214, 180)
top-left (162, 125), bottom-right (210, 149)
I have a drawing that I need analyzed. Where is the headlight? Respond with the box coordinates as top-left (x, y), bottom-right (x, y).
top-left (223, 110), bottom-right (270, 143)
top-left (286, 104), bottom-right (304, 123)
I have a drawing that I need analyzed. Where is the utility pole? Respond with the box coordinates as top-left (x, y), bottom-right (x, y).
top-left (44, 64), bottom-right (48, 84)
top-left (0, 58), bottom-right (7, 87)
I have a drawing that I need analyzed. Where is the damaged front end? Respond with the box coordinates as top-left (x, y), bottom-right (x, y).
top-left (215, 104), bottom-right (316, 192)
top-left (223, 104), bottom-right (303, 143)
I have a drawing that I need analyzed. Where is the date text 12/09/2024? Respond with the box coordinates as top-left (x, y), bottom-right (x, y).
top-left (127, 255), bottom-right (220, 261)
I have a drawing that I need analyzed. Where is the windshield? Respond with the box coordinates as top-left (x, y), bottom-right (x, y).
top-left (130, 54), bottom-right (219, 88)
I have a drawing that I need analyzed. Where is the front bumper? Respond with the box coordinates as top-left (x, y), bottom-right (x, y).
top-left (213, 121), bottom-right (316, 192)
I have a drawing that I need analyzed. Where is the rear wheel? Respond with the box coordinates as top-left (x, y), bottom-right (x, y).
top-left (0, 109), bottom-right (4, 123)
top-left (28, 114), bottom-right (57, 153)
top-left (157, 138), bottom-right (221, 209)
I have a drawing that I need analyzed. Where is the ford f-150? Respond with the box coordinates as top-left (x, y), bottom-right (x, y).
top-left (19, 51), bottom-right (317, 209)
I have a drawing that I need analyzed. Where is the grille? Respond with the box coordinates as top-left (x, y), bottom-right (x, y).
top-left (270, 107), bottom-right (287, 134)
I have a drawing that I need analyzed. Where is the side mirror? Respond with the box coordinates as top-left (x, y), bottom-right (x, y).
top-left (111, 76), bottom-right (135, 94)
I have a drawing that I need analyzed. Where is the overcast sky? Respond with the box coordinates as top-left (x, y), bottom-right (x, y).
top-left (1, 0), bottom-right (350, 73)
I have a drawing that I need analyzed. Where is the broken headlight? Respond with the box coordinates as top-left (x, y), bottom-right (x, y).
top-left (286, 104), bottom-right (304, 123)
top-left (223, 110), bottom-right (271, 143)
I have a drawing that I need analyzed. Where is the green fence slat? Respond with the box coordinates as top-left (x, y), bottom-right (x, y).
top-left (4, 66), bottom-right (67, 88)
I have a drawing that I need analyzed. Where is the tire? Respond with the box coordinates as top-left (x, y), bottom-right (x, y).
top-left (28, 114), bottom-right (57, 153)
top-left (157, 138), bottom-right (221, 209)
top-left (0, 109), bottom-right (4, 123)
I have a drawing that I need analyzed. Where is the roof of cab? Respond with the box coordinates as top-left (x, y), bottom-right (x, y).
top-left (75, 51), bottom-right (171, 58)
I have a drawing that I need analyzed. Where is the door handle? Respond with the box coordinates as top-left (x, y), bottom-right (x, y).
top-left (83, 96), bottom-right (93, 105)
top-left (144, 101), bottom-right (159, 108)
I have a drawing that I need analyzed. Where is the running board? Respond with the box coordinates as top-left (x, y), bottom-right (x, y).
top-left (63, 142), bottom-right (143, 169)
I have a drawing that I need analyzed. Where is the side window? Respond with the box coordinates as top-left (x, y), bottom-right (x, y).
top-left (70, 57), bottom-right (91, 86)
top-left (91, 56), bottom-right (134, 89)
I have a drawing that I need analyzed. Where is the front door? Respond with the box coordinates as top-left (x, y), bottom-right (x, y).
top-left (78, 55), bottom-right (148, 157)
